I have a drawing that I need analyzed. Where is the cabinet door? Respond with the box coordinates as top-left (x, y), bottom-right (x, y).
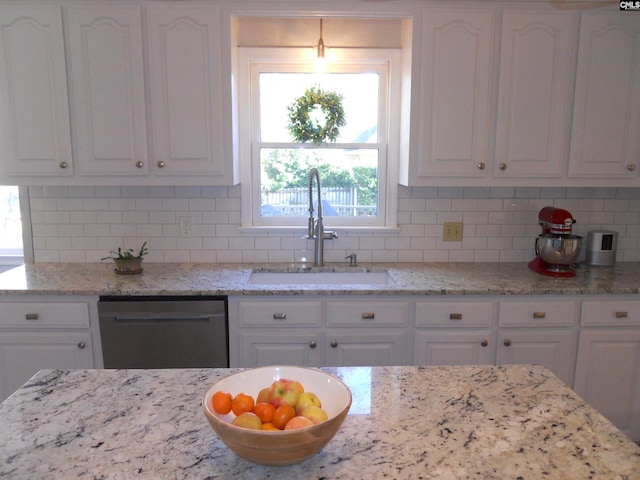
top-left (0, 6), bottom-right (72, 178)
top-left (495, 10), bottom-right (576, 178)
top-left (147, 5), bottom-right (228, 179)
top-left (0, 331), bottom-right (93, 402)
top-left (496, 329), bottom-right (577, 386)
top-left (412, 9), bottom-right (495, 180)
top-left (236, 332), bottom-right (322, 368)
top-left (324, 330), bottom-right (410, 367)
top-left (414, 330), bottom-right (493, 366)
top-left (67, 6), bottom-right (148, 176)
top-left (573, 330), bottom-right (640, 442)
top-left (568, 13), bottom-right (640, 179)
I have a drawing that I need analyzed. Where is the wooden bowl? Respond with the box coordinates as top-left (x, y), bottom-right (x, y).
top-left (202, 366), bottom-right (352, 466)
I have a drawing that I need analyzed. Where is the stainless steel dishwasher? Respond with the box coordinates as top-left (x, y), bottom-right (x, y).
top-left (98, 296), bottom-right (228, 368)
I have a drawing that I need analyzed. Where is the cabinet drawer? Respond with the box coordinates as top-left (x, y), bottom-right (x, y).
top-left (499, 300), bottom-right (577, 327)
top-left (326, 301), bottom-right (409, 327)
top-left (0, 302), bottom-right (90, 328)
top-left (238, 300), bottom-right (322, 327)
top-left (415, 301), bottom-right (493, 327)
top-left (580, 300), bottom-right (640, 326)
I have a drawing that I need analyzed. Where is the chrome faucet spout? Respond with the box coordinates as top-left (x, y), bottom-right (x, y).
top-left (306, 168), bottom-right (336, 267)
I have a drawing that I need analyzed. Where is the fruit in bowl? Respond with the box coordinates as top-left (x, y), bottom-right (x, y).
top-left (202, 366), bottom-right (352, 466)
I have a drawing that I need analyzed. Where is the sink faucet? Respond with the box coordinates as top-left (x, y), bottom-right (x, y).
top-left (307, 168), bottom-right (337, 267)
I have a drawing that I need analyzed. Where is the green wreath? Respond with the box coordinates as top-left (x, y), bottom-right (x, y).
top-left (287, 86), bottom-right (346, 144)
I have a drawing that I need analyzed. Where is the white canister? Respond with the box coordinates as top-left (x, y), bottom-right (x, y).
top-left (585, 230), bottom-right (618, 266)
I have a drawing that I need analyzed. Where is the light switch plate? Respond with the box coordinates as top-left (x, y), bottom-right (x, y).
top-left (443, 222), bottom-right (463, 241)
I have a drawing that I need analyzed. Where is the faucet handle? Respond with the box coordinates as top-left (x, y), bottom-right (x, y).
top-left (345, 254), bottom-right (357, 267)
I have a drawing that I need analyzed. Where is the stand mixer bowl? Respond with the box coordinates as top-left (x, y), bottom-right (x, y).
top-left (536, 234), bottom-right (582, 270)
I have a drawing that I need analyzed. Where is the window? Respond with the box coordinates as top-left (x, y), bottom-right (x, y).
top-left (0, 185), bottom-right (26, 269)
top-left (238, 47), bottom-right (401, 230)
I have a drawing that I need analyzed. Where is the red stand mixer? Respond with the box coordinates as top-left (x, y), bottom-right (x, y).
top-left (528, 206), bottom-right (582, 277)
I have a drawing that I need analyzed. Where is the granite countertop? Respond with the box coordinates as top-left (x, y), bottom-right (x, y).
top-left (0, 365), bottom-right (638, 479)
top-left (1, 261), bottom-right (640, 296)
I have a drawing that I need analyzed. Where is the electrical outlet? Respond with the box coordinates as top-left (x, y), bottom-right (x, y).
top-left (443, 222), bottom-right (463, 241)
top-left (179, 216), bottom-right (193, 236)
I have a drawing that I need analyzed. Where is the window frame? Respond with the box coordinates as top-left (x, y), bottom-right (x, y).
top-left (0, 185), bottom-right (33, 267)
top-left (238, 46), bottom-right (401, 232)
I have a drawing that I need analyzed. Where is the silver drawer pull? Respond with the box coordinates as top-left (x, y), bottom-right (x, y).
top-left (532, 312), bottom-right (546, 319)
top-left (77, 341), bottom-right (86, 349)
top-left (615, 311), bottom-right (629, 319)
top-left (273, 313), bottom-right (287, 320)
top-left (25, 313), bottom-right (39, 320)
top-left (362, 312), bottom-right (375, 319)
top-left (449, 313), bottom-right (462, 320)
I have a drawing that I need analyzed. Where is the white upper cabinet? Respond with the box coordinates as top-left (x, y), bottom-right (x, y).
top-left (568, 12), bottom-right (640, 179)
top-left (0, 6), bottom-right (72, 178)
top-left (410, 8), bottom-right (496, 182)
top-left (495, 10), bottom-right (576, 178)
top-left (67, 5), bottom-right (148, 176)
top-left (147, 5), bottom-right (228, 180)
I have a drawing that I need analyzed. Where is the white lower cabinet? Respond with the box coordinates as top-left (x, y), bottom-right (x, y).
top-left (496, 329), bottom-right (577, 386)
top-left (229, 296), bottom-right (411, 368)
top-left (237, 331), bottom-right (322, 367)
top-left (415, 330), bottom-right (493, 366)
top-left (0, 296), bottom-right (100, 402)
top-left (496, 298), bottom-right (578, 387)
top-left (0, 331), bottom-right (93, 401)
top-left (324, 329), bottom-right (410, 367)
top-left (414, 299), bottom-right (494, 366)
top-left (573, 299), bottom-right (640, 442)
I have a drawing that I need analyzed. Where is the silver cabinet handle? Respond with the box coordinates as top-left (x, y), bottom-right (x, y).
top-left (503, 339), bottom-right (511, 347)
top-left (449, 313), bottom-right (462, 320)
top-left (135, 161), bottom-right (144, 168)
top-left (477, 162), bottom-right (485, 170)
top-left (532, 312), bottom-right (546, 319)
top-left (157, 161), bottom-right (165, 168)
top-left (628, 164), bottom-right (636, 171)
top-left (615, 311), bottom-right (629, 318)
top-left (77, 341), bottom-right (86, 349)
top-left (25, 313), bottom-right (39, 320)
top-left (362, 312), bottom-right (375, 319)
top-left (272, 313), bottom-right (287, 320)
top-left (499, 163), bottom-right (507, 171)
top-left (481, 340), bottom-right (488, 347)
top-left (59, 161), bottom-right (68, 169)
top-left (330, 340), bottom-right (338, 348)
top-left (309, 341), bottom-right (317, 349)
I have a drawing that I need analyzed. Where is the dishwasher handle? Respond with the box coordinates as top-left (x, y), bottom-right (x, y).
top-left (113, 313), bottom-right (223, 324)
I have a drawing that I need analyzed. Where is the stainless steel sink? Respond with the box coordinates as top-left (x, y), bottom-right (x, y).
top-left (248, 271), bottom-right (391, 286)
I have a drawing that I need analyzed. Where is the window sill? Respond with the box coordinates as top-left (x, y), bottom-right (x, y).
top-left (238, 225), bottom-right (400, 234)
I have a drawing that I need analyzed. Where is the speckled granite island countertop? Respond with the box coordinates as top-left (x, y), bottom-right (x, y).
top-left (1, 365), bottom-right (639, 479)
top-left (1, 261), bottom-right (640, 296)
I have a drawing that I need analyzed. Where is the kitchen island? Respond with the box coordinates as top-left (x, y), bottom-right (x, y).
top-left (1, 365), bottom-right (638, 479)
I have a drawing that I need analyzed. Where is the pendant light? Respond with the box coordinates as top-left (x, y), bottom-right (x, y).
top-left (315, 18), bottom-right (327, 73)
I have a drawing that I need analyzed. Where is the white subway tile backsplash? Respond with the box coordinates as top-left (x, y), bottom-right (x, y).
top-left (26, 186), bottom-right (640, 264)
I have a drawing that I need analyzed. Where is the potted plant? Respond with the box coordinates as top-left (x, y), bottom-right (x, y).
top-left (101, 241), bottom-right (148, 275)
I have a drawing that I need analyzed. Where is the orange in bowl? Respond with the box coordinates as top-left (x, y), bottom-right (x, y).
top-left (202, 366), bottom-right (352, 466)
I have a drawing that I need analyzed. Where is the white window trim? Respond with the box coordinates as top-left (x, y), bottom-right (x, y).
top-left (237, 47), bottom-right (400, 233)
top-left (0, 186), bottom-right (32, 266)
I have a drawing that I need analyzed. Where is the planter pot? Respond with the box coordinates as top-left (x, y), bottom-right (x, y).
top-left (113, 258), bottom-right (143, 275)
